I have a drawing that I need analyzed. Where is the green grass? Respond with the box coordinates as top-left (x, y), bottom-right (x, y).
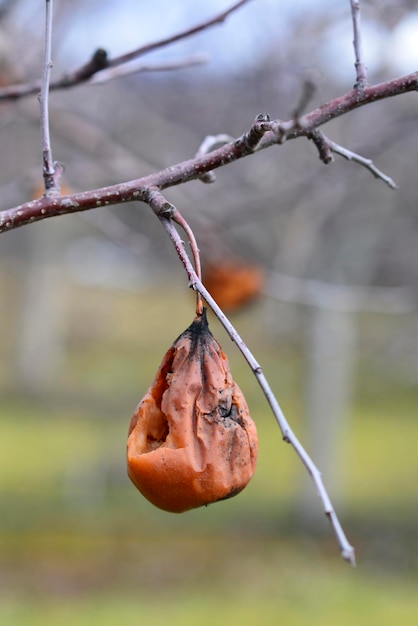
top-left (2, 585), bottom-right (418, 626)
top-left (341, 404), bottom-right (418, 513)
top-left (1, 540), bottom-right (418, 626)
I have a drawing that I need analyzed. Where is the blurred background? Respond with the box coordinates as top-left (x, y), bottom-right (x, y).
top-left (0, 0), bottom-right (418, 624)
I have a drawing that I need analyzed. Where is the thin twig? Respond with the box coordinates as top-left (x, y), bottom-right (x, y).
top-left (293, 79), bottom-right (317, 121)
top-left (157, 199), bottom-right (204, 316)
top-left (350, 0), bottom-right (368, 89)
top-left (308, 129), bottom-right (396, 188)
top-left (196, 134), bottom-right (235, 155)
top-left (0, 48), bottom-right (108, 100)
top-left (0, 53), bottom-right (204, 100)
top-left (194, 133), bottom-right (234, 183)
top-left (329, 140), bottom-right (397, 189)
top-left (39, 0), bottom-right (56, 193)
top-left (91, 54), bottom-right (209, 84)
top-left (307, 129), bottom-right (334, 164)
top-left (146, 188), bottom-right (355, 565)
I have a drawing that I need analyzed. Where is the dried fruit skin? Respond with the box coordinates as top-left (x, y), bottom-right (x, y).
top-left (127, 310), bottom-right (258, 513)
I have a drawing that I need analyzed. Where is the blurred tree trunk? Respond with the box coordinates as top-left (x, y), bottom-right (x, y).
top-left (16, 221), bottom-right (67, 394)
top-left (298, 306), bottom-right (356, 525)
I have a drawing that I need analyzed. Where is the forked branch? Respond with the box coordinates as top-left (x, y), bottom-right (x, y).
top-left (308, 129), bottom-right (397, 189)
top-left (2, 70), bottom-right (417, 233)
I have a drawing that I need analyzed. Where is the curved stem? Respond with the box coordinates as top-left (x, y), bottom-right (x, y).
top-left (171, 208), bottom-right (204, 316)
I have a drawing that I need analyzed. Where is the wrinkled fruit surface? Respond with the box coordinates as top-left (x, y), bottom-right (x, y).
top-left (127, 309), bottom-right (258, 512)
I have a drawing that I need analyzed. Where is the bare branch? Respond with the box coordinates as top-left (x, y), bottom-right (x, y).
top-left (39, 0), bottom-right (57, 193)
top-left (0, 48), bottom-right (108, 100)
top-left (149, 195), bottom-right (204, 315)
top-left (350, 0), bottom-right (368, 89)
top-left (0, 0), bottom-right (251, 101)
top-left (307, 129), bottom-right (334, 164)
top-left (195, 133), bottom-right (234, 183)
top-left (328, 139), bottom-right (397, 189)
top-left (308, 128), bottom-right (396, 188)
top-left (91, 54), bottom-right (208, 84)
top-left (1, 71), bottom-right (417, 234)
top-left (293, 78), bottom-right (317, 121)
top-left (266, 71), bottom-right (418, 145)
top-left (172, 208), bottom-right (204, 316)
top-left (146, 188), bottom-right (355, 565)
top-left (196, 133), bottom-right (235, 155)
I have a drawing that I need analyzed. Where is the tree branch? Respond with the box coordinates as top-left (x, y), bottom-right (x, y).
top-left (350, 0), bottom-right (368, 89)
top-left (194, 133), bottom-right (234, 183)
top-left (39, 0), bottom-right (56, 193)
top-left (146, 188), bottom-right (355, 565)
top-left (271, 71), bottom-right (418, 142)
top-left (1, 71), bottom-right (416, 234)
top-left (0, 0), bottom-right (252, 100)
top-left (308, 129), bottom-right (397, 189)
top-left (90, 54), bottom-right (208, 84)
top-left (328, 138), bottom-right (397, 189)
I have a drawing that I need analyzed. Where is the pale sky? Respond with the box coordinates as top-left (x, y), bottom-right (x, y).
top-left (10, 0), bottom-right (418, 79)
top-left (57, 0), bottom-right (319, 73)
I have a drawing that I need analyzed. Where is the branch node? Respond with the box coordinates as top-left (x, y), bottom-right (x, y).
top-left (68, 48), bottom-right (109, 84)
top-left (307, 129), bottom-right (334, 164)
top-left (44, 161), bottom-right (65, 195)
top-left (160, 201), bottom-right (175, 219)
top-left (239, 113), bottom-right (273, 151)
top-left (199, 172), bottom-right (217, 184)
